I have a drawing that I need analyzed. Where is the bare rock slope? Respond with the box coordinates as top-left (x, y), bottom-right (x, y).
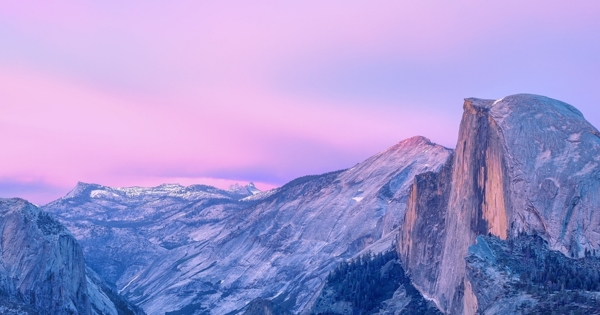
top-left (399, 94), bottom-right (600, 314)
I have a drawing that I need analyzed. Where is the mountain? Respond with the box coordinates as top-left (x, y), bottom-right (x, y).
top-left (44, 183), bottom-right (252, 287)
top-left (37, 93), bottom-right (600, 314)
top-left (228, 182), bottom-right (261, 198)
top-left (0, 198), bottom-right (143, 315)
top-left (399, 94), bottom-right (600, 314)
top-left (43, 136), bottom-right (452, 315)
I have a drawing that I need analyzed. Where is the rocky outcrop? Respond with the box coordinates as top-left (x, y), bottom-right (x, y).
top-left (466, 235), bottom-right (600, 314)
top-left (488, 95), bottom-right (600, 255)
top-left (242, 299), bottom-right (292, 315)
top-left (435, 97), bottom-right (511, 314)
top-left (0, 198), bottom-right (145, 315)
top-left (0, 198), bottom-right (90, 314)
top-left (398, 94), bottom-right (600, 314)
top-left (397, 155), bottom-right (453, 305)
top-left (86, 266), bottom-right (146, 315)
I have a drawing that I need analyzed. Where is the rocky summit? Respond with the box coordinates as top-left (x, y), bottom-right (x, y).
top-left (399, 94), bottom-right (600, 314)
top-left (4, 94), bottom-right (600, 314)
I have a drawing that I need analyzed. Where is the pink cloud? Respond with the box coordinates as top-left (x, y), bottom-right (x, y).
top-left (1, 1), bottom-right (599, 204)
top-left (0, 63), bottom-right (454, 203)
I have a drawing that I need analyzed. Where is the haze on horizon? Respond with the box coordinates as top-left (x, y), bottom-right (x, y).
top-left (1, 1), bottom-right (599, 204)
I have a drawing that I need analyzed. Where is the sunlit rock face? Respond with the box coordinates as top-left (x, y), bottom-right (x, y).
top-left (399, 94), bottom-right (600, 314)
top-left (44, 137), bottom-right (452, 315)
top-left (0, 198), bottom-right (90, 315)
top-left (397, 155), bottom-right (453, 307)
top-left (489, 94), bottom-right (600, 255)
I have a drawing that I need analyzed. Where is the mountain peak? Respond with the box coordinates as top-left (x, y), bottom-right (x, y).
top-left (64, 181), bottom-right (101, 199)
top-left (0, 197), bottom-right (36, 215)
top-left (382, 136), bottom-right (451, 157)
top-left (464, 94), bottom-right (585, 119)
top-left (463, 97), bottom-right (494, 111)
top-left (400, 93), bottom-right (600, 314)
top-left (228, 182), bottom-right (261, 196)
top-left (493, 93), bottom-right (585, 118)
top-left (399, 135), bottom-right (432, 146)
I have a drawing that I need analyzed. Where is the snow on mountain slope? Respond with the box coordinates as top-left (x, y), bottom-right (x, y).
top-left (43, 136), bottom-right (452, 315)
top-left (229, 182), bottom-right (261, 197)
top-left (43, 182), bottom-right (254, 288)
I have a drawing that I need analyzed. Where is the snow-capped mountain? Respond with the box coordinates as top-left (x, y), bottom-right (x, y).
top-left (43, 136), bottom-right (452, 314)
top-left (44, 182), bottom-right (253, 288)
top-left (228, 182), bottom-right (261, 198)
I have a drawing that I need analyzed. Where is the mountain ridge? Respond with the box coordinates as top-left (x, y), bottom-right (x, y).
top-left (24, 93), bottom-right (600, 314)
top-left (43, 135), bottom-right (452, 314)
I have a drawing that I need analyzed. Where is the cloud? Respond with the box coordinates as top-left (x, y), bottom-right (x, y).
top-left (0, 1), bottom-right (599, 204)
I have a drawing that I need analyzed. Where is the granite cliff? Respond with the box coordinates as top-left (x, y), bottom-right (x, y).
top-left (0, 198), bottom-right (90, 314)
top-left (0, 198), bottom-right (144, 315)
top-left (399, 94), bottom-right (600, 314)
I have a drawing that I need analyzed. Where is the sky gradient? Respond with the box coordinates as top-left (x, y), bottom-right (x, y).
top-left (1, 1), bottom-right (600, 204)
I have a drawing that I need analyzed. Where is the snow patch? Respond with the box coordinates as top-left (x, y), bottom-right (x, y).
top-left (119, 272), bottom-right (142, 294)
top-left (90, 190), bottom-right (118, 198)
top-left (575, 162), bottom-right (598, 176)
top-left (535, 149), bottom-right (552, 168)
top-left (568, 132), bottom-right (582, 142)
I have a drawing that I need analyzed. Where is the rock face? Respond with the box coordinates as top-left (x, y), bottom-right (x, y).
top-left (242, 299), bottom-right (292, 315)
top-left (43, 136), bottom-right (452, 315)
top-left (86, 266), bottom-right (147, 315)
top-left (0, 198), bottom-right (145, 315)
top-left (398, 155), bottom-right (453, 306)
top-left (0, 198), bottom-right (90, 314)
top-left (465, 235), bottom-right (600, 314)
top-left (399, 94), bottom-right (600, 314)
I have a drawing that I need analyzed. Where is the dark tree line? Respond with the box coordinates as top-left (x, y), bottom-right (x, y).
top-left (316, 250), bottom-right (441, 315)
top-left (500, 235), bottom-right (600, 293)
top-left (326, 251), bottom-right (399, 312)
top-left (475, 234), bottom-right (600, 314)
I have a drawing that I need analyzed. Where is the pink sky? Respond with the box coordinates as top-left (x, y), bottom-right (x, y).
top-left (1, 1), bottom-right (600, 204)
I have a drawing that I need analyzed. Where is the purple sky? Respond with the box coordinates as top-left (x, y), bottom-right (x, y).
top-left (1, 1), bottom-right (600, 204)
